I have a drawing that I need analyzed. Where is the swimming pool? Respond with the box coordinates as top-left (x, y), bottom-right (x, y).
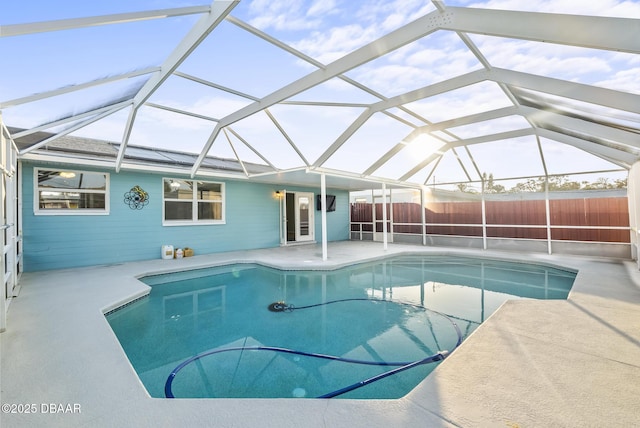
top-left (106, 255), bottom-right (575, 399)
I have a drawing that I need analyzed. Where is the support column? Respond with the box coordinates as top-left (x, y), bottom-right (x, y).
top-left (421, 187), bottom-right (427, 246)
top-left (545, 177), bottom-right (552, 255)
top-left (0, 116), bottom-right (6, 333)
top-left (320, 173), bottom-right (328, 261)
top-left (280, 189), bottom-right (287, 246)
top-left (278, 190), bottom-right (283, 245)
top-left (389, 188), bottom-right (394, 239)
top-left (371, 189), bottom-right (375, 241)
top-left (628, 162), bottom-right (640, 268)
top-left (382, 183), bottom-right (388, 250)
top-left (481, 180), bottom-right (487, 250)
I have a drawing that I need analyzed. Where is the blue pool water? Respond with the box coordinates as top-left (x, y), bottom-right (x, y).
top-left (106, 255), bottom-right (575, 399)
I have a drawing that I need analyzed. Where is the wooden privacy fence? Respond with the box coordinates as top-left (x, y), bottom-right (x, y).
top-left (350, 197), bottom-right (630, 243)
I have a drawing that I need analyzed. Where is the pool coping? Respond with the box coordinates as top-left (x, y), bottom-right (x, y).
top-left (2, 241), bottom-right (640, 427)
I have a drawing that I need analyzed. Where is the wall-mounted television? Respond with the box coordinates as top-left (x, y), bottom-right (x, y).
top-left (316, 194), bottom-right (336, 212)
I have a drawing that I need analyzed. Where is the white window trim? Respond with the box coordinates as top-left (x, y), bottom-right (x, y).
top-left (34, 168), bottom-right (110, 216)
top-left (162, 178), bottom-right (226, 226)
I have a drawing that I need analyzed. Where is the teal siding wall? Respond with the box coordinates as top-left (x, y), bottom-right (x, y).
top-left (22, 162), bottom-right (349, 271)
top-left (314, 192), bottom-right (350, 241)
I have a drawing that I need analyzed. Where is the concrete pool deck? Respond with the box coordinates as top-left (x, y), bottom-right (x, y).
top-left (1, 241), bottom-right (639, 427)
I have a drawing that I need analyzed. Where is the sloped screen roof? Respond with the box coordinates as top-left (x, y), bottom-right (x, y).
top-left (1, 1), bottom-right (639, 190)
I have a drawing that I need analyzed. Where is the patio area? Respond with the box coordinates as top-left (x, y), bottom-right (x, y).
top-left (1, 241), bottom-right (639, 427)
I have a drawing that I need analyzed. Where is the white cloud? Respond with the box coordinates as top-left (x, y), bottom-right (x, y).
top-left (307, 0), bottom-right (338, 17)
top-left (247, 0), bottom-right (340, 31)
top-left (346, 32), bottom-right (482, 96)
top-left (596, 67), bottom-right (640, 94)
top-left (353, 0), bottom-right (435, 29)
top-left (379, 13), bottom-right (407, 31)
top-left (291, 24), bottom-right (381, 64)
top-left (470, 36), bottom-right (617, 83)
top-left (404, 81), bottom-right (514, 123)
top-left (274, 1), bottom-right (438, 65)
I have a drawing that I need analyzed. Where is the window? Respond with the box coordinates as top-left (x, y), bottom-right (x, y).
top-left (35, 168), bottom-right (109, 215)
top-left (163, 178), bottom-right (224, 225)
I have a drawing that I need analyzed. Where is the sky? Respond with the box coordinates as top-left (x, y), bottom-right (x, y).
top-left (1, 0), bottom-right (639, 187)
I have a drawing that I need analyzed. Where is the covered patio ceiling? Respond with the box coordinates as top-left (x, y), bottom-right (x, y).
top-left (1, 1), bottom-right (639, 191)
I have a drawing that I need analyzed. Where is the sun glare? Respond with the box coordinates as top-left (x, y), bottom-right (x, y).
top-left (402, 133), bottom-right (447, 160)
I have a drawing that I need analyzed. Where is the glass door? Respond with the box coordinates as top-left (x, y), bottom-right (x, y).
top-left (295, 192), bottom-right (314, 242)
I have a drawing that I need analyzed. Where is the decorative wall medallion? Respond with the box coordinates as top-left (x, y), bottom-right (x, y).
top-left (124, 185), bottom-right (149, 210)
